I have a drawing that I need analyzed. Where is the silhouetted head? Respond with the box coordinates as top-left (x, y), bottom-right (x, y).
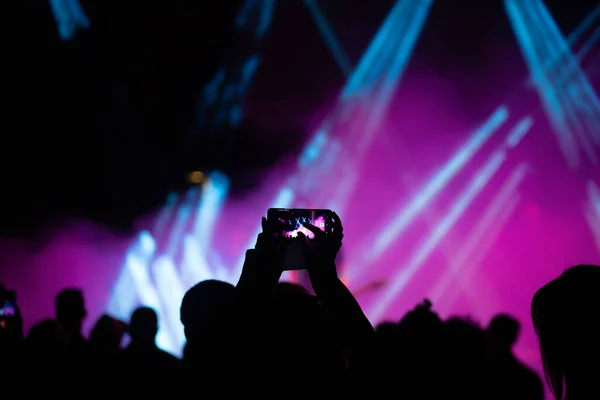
top-left (442, 317), bottom-right (487, 397)
top-left (90, 314), bottom-right (127, 351)
top-left (443, 317), bottom-right (486, 360)
top-left (488, 314), bottom-right (520, 351)
top-left (55, 288), bottom-right (86, 332)
top-left (398, 299), bottom-right (442, 339)
top-left (532, 264), bottom-right (600, 400)
top-left (180, 280), bottom-right (236, 341)
top-left (27, 319), bottom-right (68, 356)
top-left (129, 307), bottom-right (158, 345)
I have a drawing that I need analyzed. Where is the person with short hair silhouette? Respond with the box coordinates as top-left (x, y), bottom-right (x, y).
top-left (26, 319), bottom-right (68, 382)
top-left (234, 212), bottom-right (373, 394)
top-left (180, 280), bottom-right (237, 387)
top-left (486, 314), bottom-right (544, 400)
top-left (532, 264), bottom-right (600, 400)
top-left (55, 288), bottom-right (87, 352)
top-left (124, 307), bottom-right (181, 383)
top-left (55, 288), bottom-right (90, 376)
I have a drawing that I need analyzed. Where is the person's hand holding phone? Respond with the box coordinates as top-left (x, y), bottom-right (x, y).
top-left (298, 211), bottom-right (343, 286)
top-left (300, 214), bottom-right (375, 355)
top-left (237, 216), bottom-right (285, 298)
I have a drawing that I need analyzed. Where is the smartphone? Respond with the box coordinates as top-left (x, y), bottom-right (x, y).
top-left (267, 208), bottom-right (333, 270)
top-left (0, 299), bottom-right (15, 318)
top-left (267, 208), bottom-right (333, 239)
top-left (0, 291), bottom-right (16, 328)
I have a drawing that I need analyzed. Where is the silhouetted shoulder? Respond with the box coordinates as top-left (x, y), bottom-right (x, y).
top-left (157, 348), bottom-right (181, 366)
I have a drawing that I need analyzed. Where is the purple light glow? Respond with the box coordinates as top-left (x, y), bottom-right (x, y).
top-left (0, 12), bottom-right (598, 393)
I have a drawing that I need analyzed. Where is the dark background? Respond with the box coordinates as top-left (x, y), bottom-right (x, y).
top-left (1, 0), bottom-right (597, 236)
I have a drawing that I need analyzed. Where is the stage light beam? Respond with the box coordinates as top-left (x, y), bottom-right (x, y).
top-left (429, 164), bottom-right (529, 310)
top-left (529, 0), bottom-right (600, 151)
top-left (362, 106), bottom-right (509, 266)
top-left (505, 0), bottom-right (580, 168)
top-left (164, 190), bottom-right (196, 258)
top-left (506, 116), bottom-right (534, 148)
top-left (341, 0), bottom-right (410, 99)
top-left (151, 256), bottom-right (187, 355)
top-left (585, 182), bottom-right (600, 254)
top-left (109, 232), bottom-right (177, 353)
top-left (49, 0), bottom-right (90, 41)
top-left (361, 0), bottom-right (434, 145)
top-left (193, 171), bottom-right (230, 250)
top-left (272, 0), bottom-right (434, 240)
top-left (303, 0), bottom-right (352, 77)
top-left (369, 150), bottom-right (508, 322)
top-left (506, 0), bottom-right (600, 168)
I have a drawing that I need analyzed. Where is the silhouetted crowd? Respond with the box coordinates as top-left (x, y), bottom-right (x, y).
top-left (1, 215), bottom-right (597, 399)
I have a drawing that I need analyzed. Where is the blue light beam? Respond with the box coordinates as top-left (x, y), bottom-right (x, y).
top-left (303, 0), bottom-right (352, 77)
top-left (342, 0), bottom-right (413, 99)
top-left (164, 189), bottom-right (196, 258)
top-left (49, 0), bottom-right (90, 41)
top-left (193, 171), bottom-right (230, 250)
top-left (107, 232), bottom-right (177, 353)
top-left (505, 0), bottom-right (581, 168)
top-left (585, 181), bottom-right (600, 254)
top-left (289, 0), bottom-right (434, 223)
top-left (151, 256), bottom-right (187, 356)
top-left (506, 116), bottom-right (534, 148)
top-left (528, 0), bottom-right (600, 152)
top-left (361, 0), bottom-right (434, 148)
top-left (506, 0), bottom-right (600, 167)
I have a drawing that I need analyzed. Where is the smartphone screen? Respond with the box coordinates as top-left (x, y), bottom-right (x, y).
top-left (0, 300), bottom-right (16, 318)
top-left (268, 208), bottom-right (332, 240)
top-left (282, 214), bottom-right (327, 239)
top-left (267, 208), bottom-right (333, 270)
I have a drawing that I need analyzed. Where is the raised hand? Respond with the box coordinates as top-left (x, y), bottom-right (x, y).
top-left (298, 213), bottom-right (374, 347)
top-left (238, 216), bottom-right (285, 297)
top-left (255, 216), bottom-right (287, 272)
top-left (299, 211), bottom-right (343, 284)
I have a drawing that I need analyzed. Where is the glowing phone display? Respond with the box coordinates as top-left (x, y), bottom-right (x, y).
top-left (282, 215), bottom-right (326, 239)
top-left (0, 300), bottom-right (15, 317)
top-left (268, 208), bottom-right (332, 240)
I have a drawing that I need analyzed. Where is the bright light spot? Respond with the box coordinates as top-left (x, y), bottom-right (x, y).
top-left (188, 171), bottom-right (206, 184)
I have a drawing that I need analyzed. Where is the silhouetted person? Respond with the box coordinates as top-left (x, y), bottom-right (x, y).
top-left (235, 213), bottom-right (371, 394)
top-left (89, 314), bottom-right (127, 381)
top-left (28, 318), bottom-right (68, 355)
top-left (180, 279), bottom-right (237, 385)
top-left (255, 282), bottom-right (347, 393)
top-left (27, 319), bottom-right (68, 377)
top-left (373, 300), bottom-right (444, 397)
top-left (441, 317), bottom-right (487, 400)
top-left (532, 264), bottom-right (600, 400)
top-left (55, 288), bottom-right (88, 354)
top-left (124, 307), bottom-right (181, 382)
top-left (486, 314), bottom-right (544, 400)
top-left (55, 288), bottom-right (90, 377)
